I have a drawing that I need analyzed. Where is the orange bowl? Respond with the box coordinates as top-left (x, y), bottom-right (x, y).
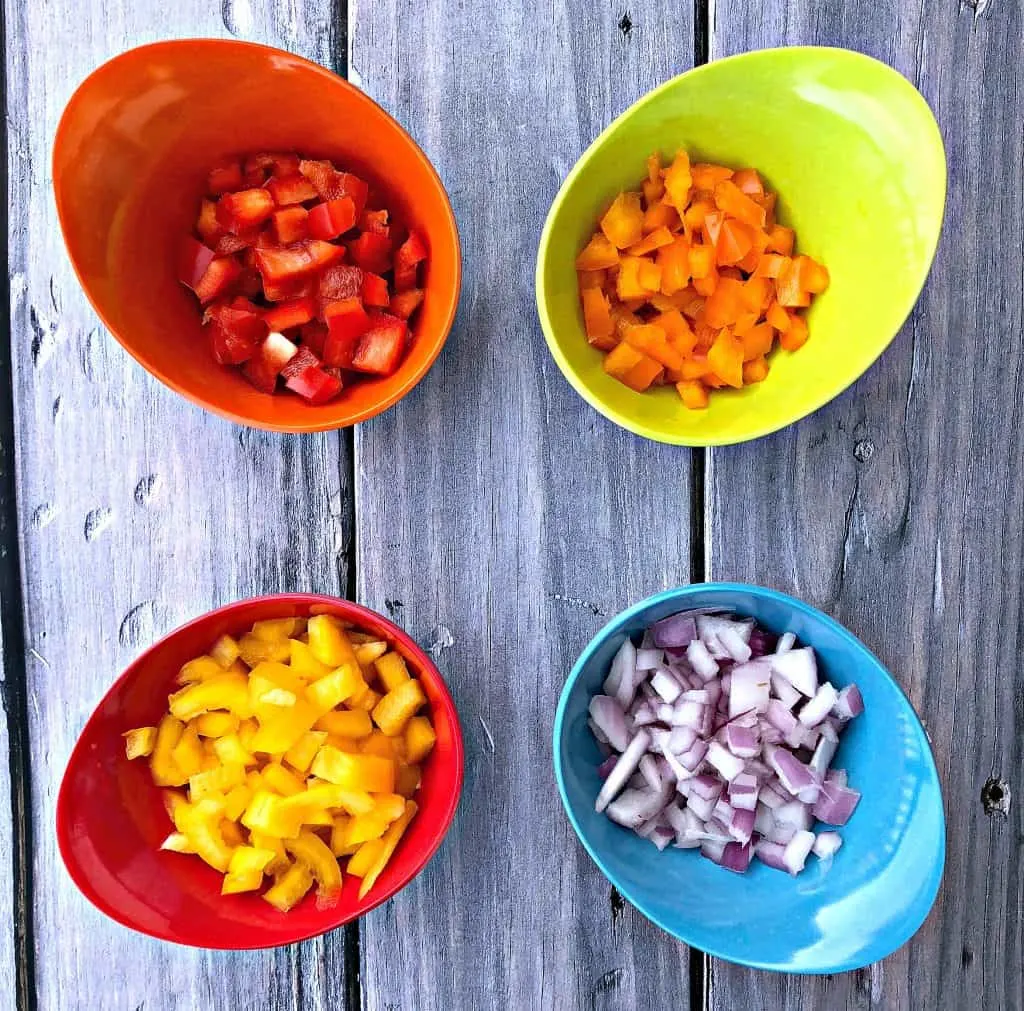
top-left (53, 40), bottom-right (461, 432)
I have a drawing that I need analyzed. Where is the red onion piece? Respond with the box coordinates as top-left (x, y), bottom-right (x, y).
top-left (813, 782), bottom-right (861, 825)
top-left (595, 730), bottom-right (650, 813)
top-left (729, 661), bottom-right (771, 718)
top-left (770, 647), bottom-right (819, 697)
top-left (729, 807), bottom-right (756, 844)
top-left (775, 631), bottom-right (796, 655)
top-left (754, 839), bottom-right (789, 871)
top-left (651, 611), bottom-right (699, 648)
top-left (700, 839), bottom-right (727, 864)
top-left (606, 785), bottom-right (670, 828)
top-left (588, 695), bottom-right (630, 752)
top-left (635, 647), bottom-right (664, 671)
top-left (799, 683), bottom-right (839, 727)
top-left (720, 841), bottom-right (753, 873)
top-left (813, 830), bottom-right (843, 859)
top-left (596, 755), bottom-right (618, 779)
top-left (639, 754), bottom-right (662, 792)
top-left (770, 672), bottom-right (802, 709)
top-left (651, 668), bottom-right (683, 703)
top-left (707, 741), bottom-right (745, 781)
top-left (718, 625), bottom-right (753, 663)
top-left (686, 638), bottom-right (720, 681)
top-left (783, 830), bottom-right (816, 874)
top-left (834, 684), bottom-right (864, 719)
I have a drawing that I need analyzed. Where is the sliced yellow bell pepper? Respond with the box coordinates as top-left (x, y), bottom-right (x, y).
top-left (285, 830), bottom-right (342, 906)
top-left (314, 708), bottom-right (372, 739)
top-left (170, 723), bottom-right (204, 778)
top-left (373, 651), bottom-right (411, 692)
top-left (250, 700), bottom-right (318, 755)
top-left (372, 678), bottom-right (427, 737)
top-left (169, 673), bottom-right (251, 722)
top-left (306, 614), bottom-right (360, 668)
top-left (354, 640), bottom-right (388, 667)
top-left (289, 638), bottom-right (332, 680)
top-left (283, 730), bottom-right (328, 774)
top-left (306, 664), bottom-right (364, 714)
top-left (241, 791), bottom-right (305, 839)
top-left (310, 747), bottom-right (396, 793)
top-left (239, 633), bottom-right (291, 667)
top-left (194, 711), bottom-right (239, 738)
top-left (262, 762), bottom-right (306, 797)
top-left (263, 861), bottom-right (313, 912)
top-left (189, 761), bottom-right (246, 802)
top-left (212, 733), bottom-right (256, 768)
top-left (210, 635), bottom-right (241, 670)
top-left (251, 617), bottom-right (305, 643)
top-left (222, 845), bottom-right (276, 894)
top-left (404, 716), bottom-right (437, 763)
top-left (395, 763), bottom-right (422, 799)
top-left (123, 726), bottom-right (156, 760)
top-left (358, 800), bottom-right (418, 899)
top-left (150, 714), bottom-right (187, 787)
top-left (346, 839), bottom-right (384, 879)
top-left (176, 655), bottom-right (224, 685)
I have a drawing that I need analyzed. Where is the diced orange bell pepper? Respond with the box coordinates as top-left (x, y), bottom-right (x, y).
top-left (189, 761), bottom-right (246, 802)
top-left (733, 311), bottom-right (759, 336)
top-left (577, 269), bottom-right (605, 290)
top-left (775, 259), bottom-right (812, 307)
top-left (626, 226), bottom-right (674, 257)
top-left (742, 357), bottom-right (770, 383)
top-left (171, 724), bottom-right (205, 778)
top-left (354, 641), bottom-right (389, 669)
top-left (575, 232), bottom-right (620, 271)
top-left (766, 225), bottom-right (795, 255)
top-left (581, 287), bottom-right (615, 348)
top-left (602, 342), bottom-right (663, 392)
top-left (252, 618), bottom-right (305, 642)
top-left (263, 861), bottom-right (314, 912)
top-left (716, 219), bottom-right (755, 266)
top-left (692, 270), bottom-right (718, 297)
top-left (736, 227), bottom-right (770, 274)
top-left (765, 301), bottom-right (791, 332)
top-left (656, 237), bottom-right (691, 295)
top-left (732, 168), bottom-right (765, 197)
top-left (779, 313), bottom-right (809, 351)
top-left (794, 255), bottom-right (830, 293)
top-left (683, 199), bottom-right (715, 235)
top-left (250, 700), bottom-right (319, 755)
top-left (347, 839), bottom-right (385, 879)
top-left (180, 798), bottom-right (235, 872)
top-left (676, 379), bottom-right (709, 409)
top-left (653, 310), bottom-right (697, 356)
top-left (210, 636), bottom-right (241, 670)
top-left (741, 322), bottom-right (775, 361)
top-left (283, 730), bottom-right (329, 774)
top-left (262, 762), bottom-right (306, 797)
top-left (741, 277), bottom-right (769, 313)
top-left (622, 324), bottom-right (685, 372)
top-left (600, 192), bottom-right (645, 249)
top-left (642, 200), bottom-right (680, 235)
top-left (615, 257), bottom-right (648, 301)
top-left (701, 212), bottom-right (724, 249)
top-left (637, 259), bottom-right (662, 293)
top-left (691, 163), bottom-right (734, 190)
top-left (642, 178), bottom-right (664, 205)
top-left (688, 244), bottom-right (715, 280)
top-left (177, 656), bottom-right (225, 685)
top-left (285, 831), bottom-right (343, 907)
top-left (753, 253), bottom-right (789, 279)
top-left (713, 179), bottom-right (767, 229)
top-left (361, 730), bottom-right (406, 761)
top-left (707, 328), bottom-right (745, 388)
top-left (289, 639), bottom-right (332, 681)
top-left (663, 150), bottom-right (692, 211)
top-left (396, 763), bottom-right (422, 799)
top-left (704, 277), bottom-right (745, 329)
top-left (374, 652), bottom-right (411, 692)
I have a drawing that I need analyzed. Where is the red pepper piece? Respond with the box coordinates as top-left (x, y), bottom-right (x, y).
top-left (350, 312), bottom-right (409, 375)
top-left (244, 152), bottom-right (301, 183)
top-left (241, 331), bottom-right (299, 393)
top-left (287, 365), bottom-right (343, 404)
top-left (196, 199), bottom-right (222, 245)
top-left (323, 298), bottom-right (371, 368)
top-left (272, 207), bottom-right (309, 245)
top-left (298, 160), bottom-right (369, 216)
top-left (230, 295), bottom-right (262, 312)
top-left (203, 302), bottom-right (268, 365)
top-left (194, 257), bottom-right (242, 304)
top-left (178, 237), bottom-right (216, 293)
top-left (216, 188), bottom-right (275, 233)
top-left (281, 345), bottom-right (322, 380)
top-left (389, 288), bottom-right (424, 320)
top-left (300, 321), bottom-right (329, 357)
top-left (348, 231), bottom-right (392, 274)
top-left (393, 231), bottom-right (428, 291)
top-left (214, 231), bottom-right (257, 256)
top-left (359, 209), bottom-right (389, 235)
top-left (207, 158), bottom-right (244, 196)
top-left (266, 174), bottom-right (319, 207)
top-left (318, 264), bottom-right (363, 307)
top-left (255, 239), bottom-right (344, 284)
top-left (263, 295), bottom-right (317, 332)
top-left (361, 272), bottom-right (390, 308)
top-left (307, 197), bottom-right (357, 240)
top-left (263, 274), bottom-right (317, 302)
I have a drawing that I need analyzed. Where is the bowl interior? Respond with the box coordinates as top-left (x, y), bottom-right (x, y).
top-left (58, 595), bottom-right (463, 949)
top-left (54, 40), bottom-right (460, 431)
top-left (554, 584), bottom-right (944, 972)
top-left (537, 47), bottom-right (946, 445)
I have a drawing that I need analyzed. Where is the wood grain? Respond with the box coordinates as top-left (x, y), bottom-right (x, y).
top-left (708, 2), bottom-right (1023, 1009)
top-left (350, 3), bottom-right (696, 1008)
top-left (3, 2), bottom-right (352, 1008)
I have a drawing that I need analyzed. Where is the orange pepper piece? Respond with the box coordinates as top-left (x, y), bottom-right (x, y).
top-left (692, 271), bottom-right (718, 297)
top-left (682, 199), bottom-right (715, 235)
top-left (691, 163), bottom-right (734, 191)
top-left (741, 322), bottom-right (775, 361)
top-left (732, 168), bottom-right (765, 197)
top-left (713, 180), bottom-right (767, 230)
top-left (795, 255), bottom-right (830, 294)
top-left (637, 259), bottom-right (662, 292)
top-left (753, 253), bottom-right (788, 279)
top-left (716, 219), bottom-right (755, 266)
top-left (581, 287), bottom-right (616, 349)
top-left (627, 226), bottom-right (675, 257)
top-left (741, 277), bottom-right (769, 313)
top-left (704, 277), bottom-right (745, 329)
top-left (646, 152), bottom-right (663, 185)
top-left (776, 259), bottom-right (811, 307)
top-left (707, 327), bottom-right (744, 388)
top-left (622, 324), bottom-right (685, 372)
top-left (678, 358), bottom-right (709, 380)
top-left (576, 233), bottom-right (620, 270)
top-left (600, 192), bottom-right (645, 249)
top-left (765, 301), bottom-right (791, 332)
top-left (742, 356), bottom-right (770, 383)
top-left (688, 244), bottom-right (715, 280)
top-left (779, 313), bottom-right (809, 351)
top-left (656, 237), bottom-right (692, 294)
top-left (653, 310), bottom-right (698, 356)
top-left (616, 257), bottom-right (649, 301)
top-left (676, 379), bottom-right (709, 409)
top-left (733, 311), bottom-right (759, 337)
top-left (766, 225), bottom-right (795, 255)
top-left (736, 227), bottom-right (770, 274)
top-left (577, 269), bottom-right (604, 290)
top-left (663, 150), bottom-right (693, 211)
top-left (701, 212), bottom-right (724, 249)
top-left (642, 200), bottom-right (681, 234)
top-left (603, 342), bottom-right (664, 391)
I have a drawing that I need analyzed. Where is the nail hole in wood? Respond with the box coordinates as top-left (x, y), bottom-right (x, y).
top-left (981, 777), bottom-right (1010, 816)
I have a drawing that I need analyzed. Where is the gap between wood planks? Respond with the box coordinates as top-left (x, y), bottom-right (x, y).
top-left (0, 3), bottom-right (38, 1008)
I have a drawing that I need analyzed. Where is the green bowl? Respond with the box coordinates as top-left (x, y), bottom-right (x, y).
top-left (535, 47), bottom-right (946, 446)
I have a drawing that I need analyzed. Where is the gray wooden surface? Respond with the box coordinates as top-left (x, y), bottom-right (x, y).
top-left (1, 1), bottom-right (1020, 1010)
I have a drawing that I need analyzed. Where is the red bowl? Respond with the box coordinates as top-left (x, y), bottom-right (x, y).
top-left (57, 594), bottom-right (464, 948)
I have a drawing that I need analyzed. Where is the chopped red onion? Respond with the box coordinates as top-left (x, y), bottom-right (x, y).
top-left (771, 647), bottom-right (819, 697)
top-left (588, 609), bottom-right (863, 876)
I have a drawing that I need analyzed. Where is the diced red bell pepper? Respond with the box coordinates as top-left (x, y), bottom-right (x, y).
top-left (318, 264), bottom-right (363, 306)
top-left (285, 363), bottom-right (343, 404)
top-left (244, 151), bottom-right (301, 182)
top-left (207, 158), bottom-right (244, 196)
top-left (230, 295), bottom-right (262, 312)
top-left (214, 231), bottom-right (257, 256)
top-left (196, 199), bottom-right (222, 244)
top-left (273, 207), bottom-right (309, 245)
top-left (300, 321), bottom-right (329, 357)
top-left (281, 346), bottom-right (322, 380)
top-left (298, 160), bottom-right (369, 216)
top-left (393, 231), bottom-right (428, 291)
top-left (178, 237), bottom-right (216, 293)
top-left (204, 302), bottom-right (268, 365)
top-left (348, 231), bottom-right (392, 274)
top-left (389, 288), bottom-right (424, 320)
top-left (263, 274), bottom-right (317, 302)
top-left (350, 312), bottom-right (408, 375)
top-left (194, 257), bottom-right (242, 304)
top-left (255, 239), bottom-right (344, 284)
top-left (216, 188), bottom-right (275, 233)
top-left (359, 209), bottom-right (389, 235)
top-left (241, 331), bottom-right (299, 393)
top-left (361, 272), bottom-right (390, 308)
top-left (307, 197), bottom-right (357, 240)
top-left (263, 295), bottom-right (317, 332)
top-left (266, 174), bottom-right (320, 207)
top-left (323, 298), bottom-right (371, 368)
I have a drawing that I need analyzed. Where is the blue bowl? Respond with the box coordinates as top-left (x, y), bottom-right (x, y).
top-left (553, 583), bottom-right (944, 973)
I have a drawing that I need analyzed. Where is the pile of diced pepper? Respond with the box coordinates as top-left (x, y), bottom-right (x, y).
top-left (124, 614), bottom-right (435, 910)
top-left (178, 152), bottom-right (428, 405)
top-left (576, 151), bottom-right (829, 408)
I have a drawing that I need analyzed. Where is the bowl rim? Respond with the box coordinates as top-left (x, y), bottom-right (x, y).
top-left (534, 45), bottom-right (948, 446)
top-left (56, 592), bottom-right (465, 948)
top-left (52, 38), bottom-right (462, 434)
top-left (552, 581), bottom-right (946, 972)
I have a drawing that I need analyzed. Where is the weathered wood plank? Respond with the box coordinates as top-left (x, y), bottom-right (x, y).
top-left (4, 3), bottom-right (353, 1008)
top-left (708, 2), bottom-right (1023, 1009)
top-left (351, 3), bottom-right (696, 1009)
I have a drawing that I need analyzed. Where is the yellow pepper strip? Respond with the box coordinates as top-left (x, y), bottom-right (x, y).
top-left (314, 709), bottom-right (372, 739)
top-left (262, 762), bottom-right (306, 797)
top-left (372, 794), bottom-right (408, 822)
top-left (160, 832), bottom-right (194, 853)
top-left (288, 639), bottom-right (332, 681)
top-left (372, 679), bottom-right (427, 736)
top-left (241, 791), bottom-right (304, 839)
top-left (284, 830), bottom-right (343, 907)
top-left (263, 861), bottom-right (313, 912)
top-left (354, 641), bottom-right (388, 667)
top-left (395, 763), bottom-right (422, 799)
top-left (181, 798), bottom-right (235, 872)
top-left (306, 664), bottom-right (365, 714)
top-left (150, 715), bottom-right (187, 787)
top-left (239, 633), bottom-right (291, 667)
top-left (176, 655), bottom-right (224, 685)
top-left (347, 839), bottom-right (384, 879)
top-left (189, 762), bottom-right (246, 803)
top-left (297, 782), bottom-right (375, 817)
top-left (373, 652), bottom-right (411, 692)
top-left (306, 615), bottom-right (360, 669)
top-left (223, 784), bottom-right (252, 822)
top-left (351, 688), bottom-right (382, 713)
top-left (210, 635), bottom-right (241, 669)
top-left (170, 723), bottom-right (204, 779)
top-left (330, 816), bottom-right (352, 857)
top-left (169, 673), bottom-right (251, 722)
top-left (360, 730), bottom-right (405, 761)
top-left (222, 845), bottom-right (276, 895)
top-left (310, 747), bottom-right (396, 793)
top-left (342, 813), bottom-right (390, 847)
top-left (194, 711), bottom-right (239, 738)
top-left (220, 818), bottom-right (245, 848)
top-left (249, 830), bottom-right (289, 874)
top-left (212, 733), bottom-right (256, 768)
top-left (404, 716), bottom-right (437, 763)
top-left (249, 701), bottom-right (319, 755)
top-left (358, 800), bottom-right (418, 899)
top-left (252, 617), bottom-right (305, 643)
top-left (283, 730), bottom-right (328, 774)
top-left (123, 726), bottom-right (156, 760)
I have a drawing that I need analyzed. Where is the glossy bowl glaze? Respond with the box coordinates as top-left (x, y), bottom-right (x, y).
top-left (536, 47), bottom-right (946, 445)
top-left (54, 39), bottom-right (461, 432)
top-left (553, 583), bottom-right (944, 972)
top-left (57, 594), bottom-right (464, 949)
